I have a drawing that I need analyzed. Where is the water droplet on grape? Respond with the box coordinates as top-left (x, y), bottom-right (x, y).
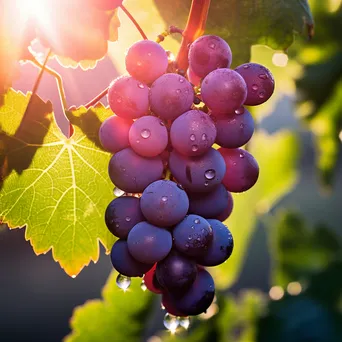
top-left (161, 196), bottom-right (168, 202)
top-left (194, 218), bottom-right (200, 224)
top-left (159, 121), bottom-right (165, 126)
top-left (116, 274), bottom-right (131, 291)
top-left (141, 129), bottom-right (151, 139)
top-left (252, 84), bottom-right (258, 91)
top-left (137, 61), bottom-right (142, 66)
top-left (114, 187), bottom-right (125, 197)
top-left (177, 184), bottom-right (184, 190)
top-left (190, 134), bottom-right (196, 141)
top-left (179, 77), bottom-right (185, 83)
top-left (185, 243), bottom-right (189, 248)
top-left (209, 43), bottom-right (216, 49)
top-left (140, 281), bottom-right (147, 291)
top-left (243, 64), bottom-right (250, 69)
top-left (204, 169), bottom-right (216, 180)
top-left (204, 181), bottom-right (209, 186)
top-left (115, 223), bottom-right (120, 228)
top-left (235, 107), bottom-right (244, 115)
top-left (239, 153), bottom-right (244, 158)
top-left (202, 133), bottom-right (207, 141)
top-left (147, 52), bottom-right (152, 57)
top-left (192, 145), bottom-right (199, 152)
top-left (259, 74), bottom-right (268, 80)
top-left (239, 123), bottom-right (244, 129)
top-left (125, 216), bottom-right (131, 222)
top-left (259, 92), bottom-right (265, 99)
top-left (179, 316), bottom-right (190, 330)
top-left (116, 97), bottom-right (122, 103)
top-left (137, 83), bottom-right (144, 89)
top-left (163, 313), bottom-right (179, 333)
top-left (176, 89), bottom-right (181, 94)
top-left (188, 236), bottom-right (192, 240)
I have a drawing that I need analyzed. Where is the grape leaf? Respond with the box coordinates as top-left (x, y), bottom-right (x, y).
top-left (0, 90), bottom-right (115, 276)
top-left (211, 130), bottom-right (299, 289)
top-left (154, 0), bottom-right (314, 66)
top-left (65, 272), bottom-right (153, 342)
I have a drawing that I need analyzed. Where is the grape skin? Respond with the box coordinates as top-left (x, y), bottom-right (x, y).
top-left (188, 35), bottom-right (232, 78)
top-left (140, 180), bottom-right (189, 227)
top-left (99, 115), bottom-right (132, 153)
top-left (127, 221), bottom-right (172, 264)
top-left (88, 0), bottom-right (123, 10)
top-left (110, 239), bottom-right (153, 277)
top-left (219, 148), bottom-right (259, 192)
top-left (108, 148), bottom-right (163, 193)
top-left (162, 292), bottom-right (187, 317)
top-left (170, 109), bottom-right (217, 157)
top-left (144, 264), bottom-right (163, 294)
top-left (108, 76), bottom-right (149, 119)
top-left (201, 68), bottom-right (247, 115)
top-left (125, 40), bottom-right (169, 85)
top-left (129, 116), bottom-right (168, 157)
top-left (187, 67), bottom-right (201, 87)
top-left (105, 197), bottom-right (144, 239)
top-left (214, 191), bottom-right (234, 221)
top-left (149, 73), bottom-right (194, 120)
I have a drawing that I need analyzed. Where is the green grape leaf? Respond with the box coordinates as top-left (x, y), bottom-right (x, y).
top-left (211, 130), bottom-right (299, 289)
top-left (65, 272), bottom-right (153, 342)
top-left (0, 90), bottom-right (115, 276)
top-left (154, 0), bottom-right (314, 66)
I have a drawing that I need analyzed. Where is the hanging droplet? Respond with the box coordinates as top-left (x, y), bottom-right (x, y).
top-left (161, 196), bottom-right (168, 202)
top-left (114, 186), bottom-right (125, 197)
top-left (116, 274), bottom-right (131, 291)
top-left (235, 107), bottom-right (244, 115)
top-left (141, 129), bottom-right (151, 139)
top-left (190, 134), bottom-right (196, 141)
top-left (204, 169), bottom-right (216, 180)
top-left (125, 216), bottom-right (131, 222)
top-left (202, 133), bottom-right (207, 141)
top-left (163, 313), bottom-right (179, 333)
top-left (192, 145), bottom-right (199, 152)
top-left (251, 84), bottom-right (258, 91)
top-left (258, 74), bottom-right (268, 80)
top-left (179, 316), bottom-right (190, 330)
top-left (194, 218), bottom-right (200, 224)
top-left (140, 281), bottom-right (147, 291)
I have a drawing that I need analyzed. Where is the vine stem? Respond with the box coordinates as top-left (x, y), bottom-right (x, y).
top-left (176, 0), bottom-right (211, 72)
top-left (84, 87), bottom-right (108, 109)
top-left (120, 4), bottom-right (148, 40)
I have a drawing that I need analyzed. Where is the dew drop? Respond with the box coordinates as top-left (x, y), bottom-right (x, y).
top-left (116, 274), bottom-right (131, 291)
top-left (259, 74), bottom-right (268, 80)
top-left (163, 313), bottom-right (179, 333)
top-left (194, 218), bottom-right (200, 224)
top-left (177, 184), bottom-right (184, 190)
top-left (137, 61), bottom-right (142, 66)
top-left (179, 77), bottom-right (185, 83)
top-left (190, 134), bottom-right (196, 141)
top-left (176, 89), bottom-right (181, 94)
top-left (179, 316), bottom-right (190, 330)
top-left (239, 153), bottom-right (244, 158)
top-left (243, 64), bottom-right (250, 69)
top-left (114, 186), bottom-right (125, 197)
top-left (188, 236), bottom-right (192, 240)
top-left (235, 107), bottom-right (244, 115)
top-left (259, 92), bottom-right (265, 99)
top-left (160, 121), bottom-right (165, 126)
top-left (251, 84), bottom-right (258, 91)
top-left (202, 133), bottom-right (207, 141)
top-left (147, 52), bottom-right (152, 57)
top-left (140, 281), bottom-right (147, 291)
top-left (239, 123), bottom-right (244, 129)
top-left (204, 169), bottom-right (216, 180)
top-left (141, 129), bottom-right (151, 139)
top-left (115, 223), bottom-right (120, 228)
top-left (209, 43), bottom-right (216, 49)
top-left (116, 97), bottom-right (122, 103)
top-left (204, 181), bottom-right (209, 186)
top-left (161, 196), bottom-right (168, 202)
top-left (138, 83), bottom-right (144, 89)
top-left (192, 145), bottom-right (199, 152)
top-left (125, 216), bottom-right (131, 222)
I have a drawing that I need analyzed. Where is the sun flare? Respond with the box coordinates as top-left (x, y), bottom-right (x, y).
top-left (17, 0), bottom-right (49, 23)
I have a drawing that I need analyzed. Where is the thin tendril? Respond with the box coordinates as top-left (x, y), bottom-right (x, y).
top-left (84, 87), bottom-right (109, 109)
top-left (120, 4), bottom-right (148, 40)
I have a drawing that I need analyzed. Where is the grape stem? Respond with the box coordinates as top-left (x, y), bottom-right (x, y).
top-left (84, 87), bottom-right (109, 109)
top-left (120, 4), bottom-right (148, 40)
top-left (176, 0), bottom-right (211, 72)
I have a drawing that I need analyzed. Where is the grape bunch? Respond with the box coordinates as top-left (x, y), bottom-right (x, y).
top-left (99, 35), bottom-right (274, 325)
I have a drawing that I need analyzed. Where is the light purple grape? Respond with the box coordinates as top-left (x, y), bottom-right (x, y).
top-left (189, 35), bottom-right (232, 78)
top-left (107, 76), bottom-right (149, 119)
top-left (169, 148), bottom-right (226, 193)
top-left (99, 115), bottom-right (132, 153)
top-left (125, 40), bottom-right (168, 85)
top-left (170, 109), bottom-right (217, 157)
top-left (187, 67), bottom-right (201, 87)
top-left (129, 116), bottom-right (168, 157)
top-left (219, 148), bottom-right (259, 193)
top-left (149, 73), bottom-right (194, 120)
top-left (108, 147), bottom-right (163, 193)
top-left (235, 63), bottom-right (275, 106)
top-left (212, 107), bottom-right (254, 148)
top-left (201, 68), bottom-right (247, 115)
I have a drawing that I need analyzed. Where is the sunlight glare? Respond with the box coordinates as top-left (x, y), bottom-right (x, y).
top-left (272, 53), bottom-right (288, 67)
top-left (17, 0), bottom-right (50, 24)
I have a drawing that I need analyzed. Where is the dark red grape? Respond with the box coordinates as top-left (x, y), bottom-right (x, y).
top-left (110, 239), bottom-right (153, 277)
top-left (127, 222), bottom-right (172, 264)
top-left (219, 148), bottom-right (259, 192)
top-left (235, 62), bottom-right (275, 106)
top-left (162, 292), bottom-right (187, 317)
top-left (214, 191), bottom-right (234, 221)
top-left (144, 264), bottom-right (163, 294)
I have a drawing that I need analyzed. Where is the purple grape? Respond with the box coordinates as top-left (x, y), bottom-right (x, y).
top-left (172, 268), bottom-right (215, 316)
top-left (201, 68), bottom-right (247, 115)
top-left (108, 148), bottom-right (163, 193)
top-left (162, 292), bottom-right (187, 317)
top-left (214, 191), bottom-right (234, 221)
top-left (98, 115), bottom-right (132, 153)
top-left (107, 76), bottom-right (149, 119)
top-left (235, 62), bottom-right (275, 106)
top-left (127, 221), bottom-right (172, 264)
top-left (140, 180), bottom-right (189, 227)
top-left (188, 184), bottom-right (229, 218)
top-left (219, 148), bottom-right (259, 192)
top-left (129, 116), bottom-right (168, 157)
top-left (110, 239), bottom-right (153, 277)
top-left (173, 214), bottom-right (213, 257)
top-left (105, 197), bottom-right (144, 239)
top-left (187, 67), bottom-right (201, 87)
top-left (149, 73), bottom-right (194, 120)
top-left (156, 250), bottom-right (197, 295)
top-left (169, 148), bottom-right (226, 192)
top-left (196, 219), bottom-right (234, 267)
top-left (170, 109), bottom-right (217, 157)
top-left (212, 107), bottom-right (254, 148)
top-left (125, 40), bottom-right (168, 85)
top-left (188, 35), bottom-right (232, 78)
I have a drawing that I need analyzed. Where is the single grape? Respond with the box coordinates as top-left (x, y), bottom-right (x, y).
top-left (156, 250), bottom-right (197, 295)
top-left (214, 191), bottom-right (234, 221)
top-left (187, 67), bottom-right (201, 87)
top-left (188, 35), bottom-right (232, 78)
top-left (162, 292), bottom-right (187, 317)
top-left (127, 222), bottom-right (172, 264)
top-left (172, 268), bottom-right (215, 316)
top-left (140, 180), bottom-right (189, 227)
top-left (235, 63), bottom-right (275, 106)
top-left (212, 107), bottom-right (254, 148)
top-left (99, 115), bottom-right (132, 153)
top-left (201, 68), bottom-right (247, 115)
top-left (105, 197), bottom-right (144, 239)
top-left (188, 184), bottom-right (229, 218)
top-left (170, 109), bottom-right (217, 157)
top-left (219, 148), bottom-right (259, 192)
top-left (125, 40), bottom-right (168, 84)
top-left (169, 148), bottom-right (226, 192)
top-left (149, 74), bottom-right (194, 120)
top-left (196, 219), bottom-right (234, 267)
top-left (110, 239), bottom-right (153, 277)
top-left (108, 148), bottom-right (163, 193)
top-left (88, 0), bottom-right (123, 10)
top-left (107, 76), bottom-right (149, 119)
top-left (129, 116), bottom-right (168, 157)
top-left (173, 215), bottom-right (213, 257)
top-left (144, 264), bottom-right (163, 294)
